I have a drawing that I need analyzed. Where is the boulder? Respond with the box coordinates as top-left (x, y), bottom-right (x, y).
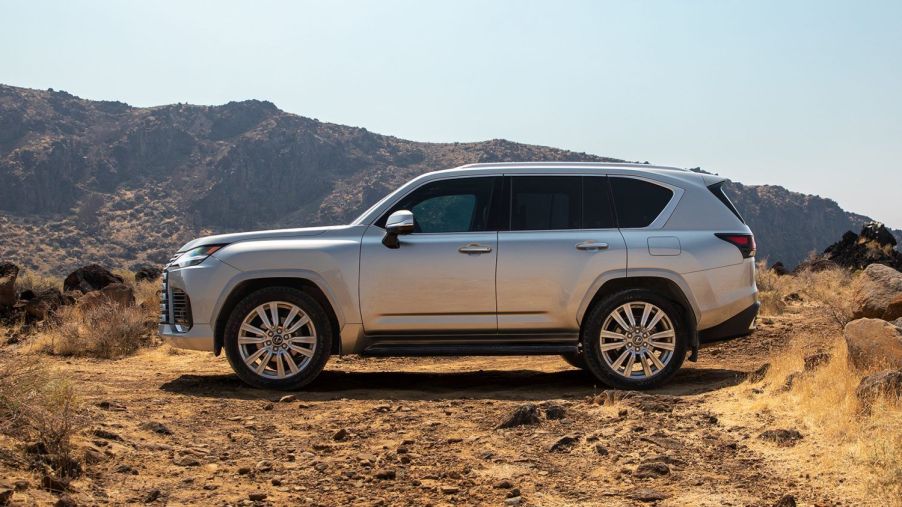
top-left (843, 318), bottom-right (902, 370)
top-left (770, 262), bottom-right (790, 276)
top-left (134, 266), bottom-right (162, 283)
top-left (0, 263), bottom-right (19, 307)
top-left (77, 283), bottom-right (135, 311)
top-left (851, 264), bottom-right (902, 321)
top-left (22, 288), bottom-right (66, 320)
top-left (855, 369), bottom-right (902, 403)
top-left (819, 222), bottom-right (902, 271)
top-left (63, 264), bottom-right (123, 293)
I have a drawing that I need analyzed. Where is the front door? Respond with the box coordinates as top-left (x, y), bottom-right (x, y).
top-left (359, 176), bottom-right (504, 335)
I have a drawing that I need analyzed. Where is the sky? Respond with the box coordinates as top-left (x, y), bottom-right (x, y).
top-left (2, 0), bottom-right (900, 228)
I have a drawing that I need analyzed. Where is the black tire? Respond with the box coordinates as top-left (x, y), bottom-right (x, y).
top-left (581, 289), bottom-right (688, 390)
top-left (224, 287), bottom-right (332, 390)
top-left (560, 352), bottom-right (587, 370)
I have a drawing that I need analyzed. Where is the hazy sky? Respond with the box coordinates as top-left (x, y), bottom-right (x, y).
top-left (2, 1), bottom-right (900, 227)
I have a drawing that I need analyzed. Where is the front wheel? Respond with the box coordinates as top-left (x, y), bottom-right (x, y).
top-left (223, 287), bottom-right (331, 390)
top-left (581, 289), bottom-right (687, 390)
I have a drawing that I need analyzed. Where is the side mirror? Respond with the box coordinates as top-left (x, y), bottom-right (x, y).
top-left (382, 210), bottom-right (414, 249)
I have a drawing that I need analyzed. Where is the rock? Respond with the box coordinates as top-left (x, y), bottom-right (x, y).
top-left (852, 264), bottom-right (902, 321)
top-left (143, 488), bottom-right (161, 503)
top-left (633, 462), bottom-right (670, 478)
top-left (332, 428), bottom-right (348, 441)
top-left (0, 262), bottom-right (19, 307)
top-left (173, 455), bottom-right (200, 467)
top-left (494, 480), bottom-right (513, 489)
top-left (504, 497), bottom-right (522, 506)
top-left (440, 485), bottom-right (459, 494)
top-left (237, 466), bottom-right (251, 475)
top-left (507, 488), bottom-right (521, 498)
top-left (93, 428), bottom-right (123, 441)
top-left (40, 474), bottom-right (68, 493)
top-left (628, 488), bottom-right (669, 502)
top-left (278, 395), bottom-right (296, 403)
top-left (141, 422), bottom-right (172, 435)
top-left (548, 435), bottom-right (579, 452)
top-left (747, 363), bottom-right (770, 383)
top-left (374, 469), bottom-right (396, 480)
top-left (544, 404), bottom-right (566, 420)
top-left (134, 266), bottom-right (162, 283)
top-left (770, 262), bottom-right (790, 276)
top-left (115, 464), bottom-right (138, 474)
top-left (844, 318), bottom-right (902, 370)
top-left (759, 429), bottom-right (803, 446)
top-left (63, 264), bottom-right (124, 293)
top-left (855, 369), bottom-right (902, 404)
top-left (248, 492), bottom-right (267, 501)
top-left (803, 351), bottom-right (831, 371)
top-left (0, 486), bottom-right (12, 505)
top-left (96, 400), bottom-right (126, 411)
top-left (77, 283), bottom-right (135, 310)
top-left (54, 495), bottom-right (77, 507)
top-left (594, 444), bottom-right (609, 456)
top-left (23, 288), bottom-right (66, 320)
top-left (497, 403), bottom-right (540, 429)
top-left (820, 222), bottom-right (902, 271)
top-left (82, 447), bottom-right (105, 464)
top-left (774, 494), bottom-right (797, 507)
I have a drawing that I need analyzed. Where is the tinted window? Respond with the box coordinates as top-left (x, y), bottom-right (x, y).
top-left (511, 176), bottom-right (581, 231)
top-left (611, 177), bottom-right (673, 228)
top-left (378, 177), bottom-right (499, 233)
top-left (583, 177), bottom-right (616, 229)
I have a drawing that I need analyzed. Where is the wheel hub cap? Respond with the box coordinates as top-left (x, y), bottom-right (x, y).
top-left (237, 301), bottom-right (317, 380)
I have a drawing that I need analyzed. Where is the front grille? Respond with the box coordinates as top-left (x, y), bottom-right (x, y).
top-left (160, 270), bottom-right (170, 324)
top-left (171, 288), bottom-right (192, 328)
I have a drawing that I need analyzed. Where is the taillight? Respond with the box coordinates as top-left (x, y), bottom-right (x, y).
top-left (715, 233), bottom-right (756, 258)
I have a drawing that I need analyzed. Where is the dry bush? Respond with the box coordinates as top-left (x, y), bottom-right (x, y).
top-left (735, 339), bottom-right (901, 503)
top-left (39, 303), bottom-right (152, 359)
top-left (133, 279), bottom-right (161, 318)
top-left (796, 267), bottom-right (856, 327)
top-left (756, 260), bottom-right (792, 315)
top-left (14, 271), bottom-right (63, 294)
top-left (0, 356), bottom-right (83, 479)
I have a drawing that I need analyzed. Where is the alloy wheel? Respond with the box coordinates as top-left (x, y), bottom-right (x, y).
top-left (237, 301), bottom-right (317, 379)
top-left (599, 301), bottom-right (676, 379)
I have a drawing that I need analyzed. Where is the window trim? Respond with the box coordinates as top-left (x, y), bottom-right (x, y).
top-left (372, 174), bottom-right (503, 234)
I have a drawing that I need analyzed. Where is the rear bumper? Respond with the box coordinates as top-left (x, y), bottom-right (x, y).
top-left (698, 301), bottom-right (759, 343)
top-left (159, 323), bottom-right (215, 351)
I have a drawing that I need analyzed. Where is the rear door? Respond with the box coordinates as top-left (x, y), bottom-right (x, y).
top-left (496, 175), bottom-right (627, 333)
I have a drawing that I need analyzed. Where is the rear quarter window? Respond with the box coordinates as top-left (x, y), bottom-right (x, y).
top-left (610, 177), bottom-right (674, 228)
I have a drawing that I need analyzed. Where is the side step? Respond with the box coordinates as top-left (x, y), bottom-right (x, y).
top-left (361, 343), bottom-right (579, 357)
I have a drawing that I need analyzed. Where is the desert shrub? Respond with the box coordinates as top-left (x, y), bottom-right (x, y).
top-left (0, 356), bottom-right (83, 479)
top-left (40, 303), bottom-right (151, 359)
top-left (755, 260), bottom-right (791, 315)
top-left (737, 338), bottom-right (901, 503)
top-left (796, 267), bottom-right (856, 327)
top-left (15, 271), bottom-right (63, 294)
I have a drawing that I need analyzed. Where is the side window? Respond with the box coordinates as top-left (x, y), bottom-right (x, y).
top-left (583, 177), bottom-right (616, 229)
top-left (610, 177), bottom-right (674, 228)
top-left (377, 177), bottom-right (499, 233)
top-left (511, 176), bottom-right (581, 231)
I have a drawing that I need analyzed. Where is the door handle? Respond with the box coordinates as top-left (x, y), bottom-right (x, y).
top-left (576, 241), bottom-right (609, 251)
top-left (458, 243), bottom-right (493, 254)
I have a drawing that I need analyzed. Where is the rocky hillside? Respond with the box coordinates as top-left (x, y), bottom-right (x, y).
top-left (0, 84), bottom-right (897, 273)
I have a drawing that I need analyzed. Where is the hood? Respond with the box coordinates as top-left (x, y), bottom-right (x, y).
top-left (177, 225), bottom-right (345, 252)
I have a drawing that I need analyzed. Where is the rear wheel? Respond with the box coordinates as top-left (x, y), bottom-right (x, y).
top-left (581, 289), bottom-right (687, 390)
top-left (224, 287), bottom-right (331, 390)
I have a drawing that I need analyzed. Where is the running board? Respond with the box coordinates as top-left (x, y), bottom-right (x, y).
top-left (361, 343), bottom-right (579, 357)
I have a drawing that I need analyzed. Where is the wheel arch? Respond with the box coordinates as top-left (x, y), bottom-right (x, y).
top-left (578, 272), bottom-right (700, 360)
top-left (213, 277), bottom-right (342, 357)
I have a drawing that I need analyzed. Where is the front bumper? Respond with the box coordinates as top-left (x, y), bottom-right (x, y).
top-left (159, 323), bottom-right (215, 351)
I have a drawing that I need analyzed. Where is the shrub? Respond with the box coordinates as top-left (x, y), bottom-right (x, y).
top-left (796, 267), bottom-right (856, 327)
top-left (0, 356), bottom-right (83, 479)
top-left (40, 303), bottom-right (151, 359)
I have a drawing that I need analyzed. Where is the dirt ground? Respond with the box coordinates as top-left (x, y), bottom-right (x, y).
top-left (1, 307), bottom-right (869, 506)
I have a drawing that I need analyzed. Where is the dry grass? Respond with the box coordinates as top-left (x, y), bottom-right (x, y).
top-left (14, 271), bottom-right (63, 294)
top-left (0, 356), bottom-right (83, 479)
top-left (755, 261), bottom-right (857, 326)
top-left (36, 303), bottom-right (152, 359)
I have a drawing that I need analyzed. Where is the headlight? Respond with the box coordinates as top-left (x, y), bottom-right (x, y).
top-left (172, 244), bottom-right (226, 269)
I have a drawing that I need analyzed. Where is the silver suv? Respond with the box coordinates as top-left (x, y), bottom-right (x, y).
top-left (160, 162), bottom-right (758, 390)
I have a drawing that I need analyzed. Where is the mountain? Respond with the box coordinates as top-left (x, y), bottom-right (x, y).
top-left (0, 84), bottom-right (898, 274)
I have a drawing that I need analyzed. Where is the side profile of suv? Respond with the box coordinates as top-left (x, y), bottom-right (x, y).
top-left (160, 162), bottom-right (758, 390)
